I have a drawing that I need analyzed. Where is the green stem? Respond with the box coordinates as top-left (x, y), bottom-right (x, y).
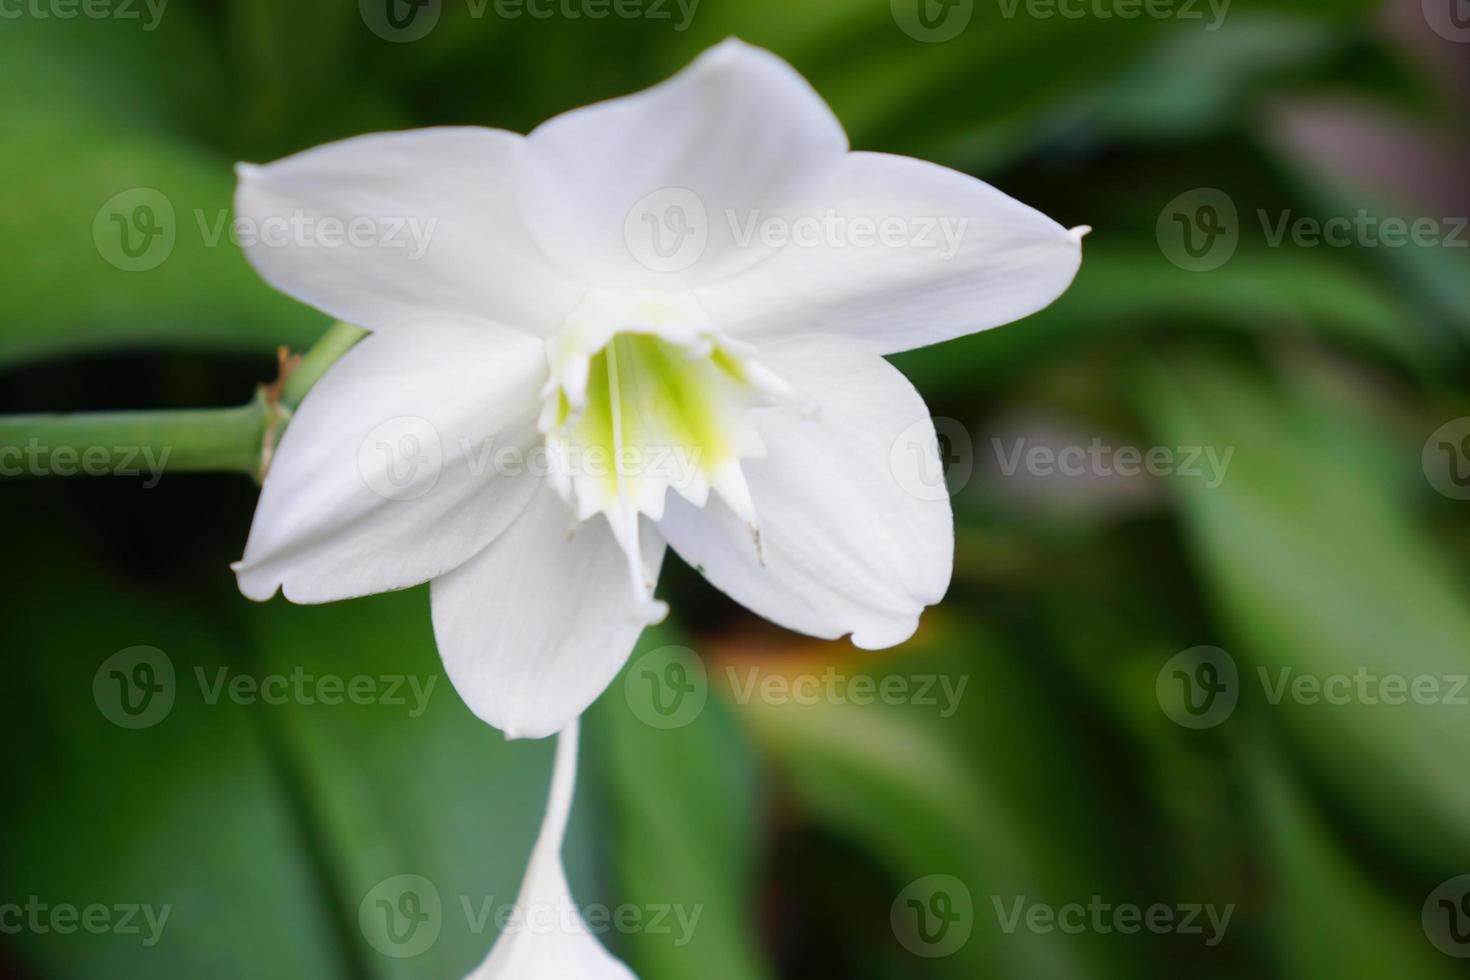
top-left (282, 322), bottom-right (366, 410)
top-left (0, 402), bottom-right (267, 480)
top-left (0, 322), bottom-right (365, 482)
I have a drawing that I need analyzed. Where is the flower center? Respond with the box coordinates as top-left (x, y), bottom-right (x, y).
top-left (540, 290), bottom-right (786, 611)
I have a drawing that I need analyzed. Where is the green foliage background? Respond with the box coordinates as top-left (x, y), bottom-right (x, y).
top-left (1, 0), bottom-right (1468, 977)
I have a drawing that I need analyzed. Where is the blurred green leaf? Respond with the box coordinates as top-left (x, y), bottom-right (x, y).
top-left (1137, 353), bottom-right (1470, 876)
top-left (0, 17), bottom-right (326, 367)
top-left (588, 631), bottom-right (774, 980)
top-left (1246, 729), bottom-right (1461, 980)
top-left (0, 548), bottom-right (346, 978)
top-left (242, 590), bottom-right (565, 979)
top-left (722, 624), bottom-right (1146, 978)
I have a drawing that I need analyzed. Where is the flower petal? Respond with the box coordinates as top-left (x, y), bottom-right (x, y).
top-left (519, 39), bottom-right (848, 289)
top-left (467, 721), bottom-right (636, 980)
top-left (658, 334), bottom-right (952, 648)
top-left (236, 127), bottom-right (584, 335)
top-left (696, 151), bottom-right (1085, 354)
top-left (430, 488), bottom-right (666, 740)
top-left (234, 317), bottom-right (546, 603)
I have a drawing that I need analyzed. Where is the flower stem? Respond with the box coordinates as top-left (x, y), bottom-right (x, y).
top-left (0, 322), bottom-right (365, 482)
top-left (281, 321), bottom-right (366, 409)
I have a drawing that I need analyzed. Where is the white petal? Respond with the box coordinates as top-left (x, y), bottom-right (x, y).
top-left (236, 128), bottom-right (584, 335)
top-left (658, 334), bottom-right (952, 648)
top-left (430, 487), bottom-right (666, 740)
top-left (519, 39), bottom-right (848, 290)
top-left (467, 720), bottom-right (636, 980)
top-left (234, 317), bottom-right (545, 603)
top-left (696, 152), bottom-right (1084, 354)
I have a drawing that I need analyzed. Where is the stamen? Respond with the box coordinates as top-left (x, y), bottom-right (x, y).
top-left (540, 290), bottom-right (793, 589)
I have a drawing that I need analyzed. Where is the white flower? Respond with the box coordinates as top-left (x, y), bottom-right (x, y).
top-left (465, 719), bottom-right (633, 980)
top-left (231, 38), bottom-right (1084, 740)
